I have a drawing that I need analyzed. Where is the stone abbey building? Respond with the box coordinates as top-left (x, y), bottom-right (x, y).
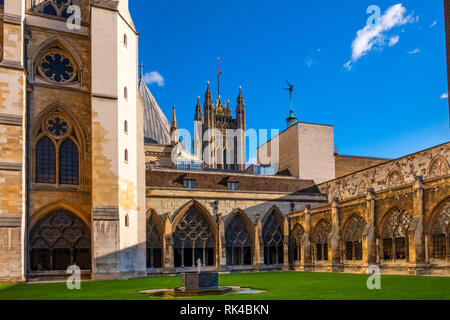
top-left (0, 0), bottom-right (449, 282)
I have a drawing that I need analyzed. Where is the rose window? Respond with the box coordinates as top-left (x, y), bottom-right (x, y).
top-left (38, 50), bottom-right (78, 84)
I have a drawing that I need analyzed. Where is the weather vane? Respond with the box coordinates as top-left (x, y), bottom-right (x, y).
top-left (283, 80), bottom-right (294, 112)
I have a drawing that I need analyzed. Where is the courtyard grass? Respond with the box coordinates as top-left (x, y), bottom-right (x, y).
top-left (0, 271), bottom-right (448, 300)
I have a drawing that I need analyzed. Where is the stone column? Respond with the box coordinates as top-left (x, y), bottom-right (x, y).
top-left (282, 216), bottom-right (290, 270)
top-left (330, 198), bottom-right (342, 272)
top-left (408, 176), bottom-right (425, 274)
top-left (217, 213), bottom-right (228, 271)
top-left (92, 207), bottom-right (121, 281)
top-left (163, 219), bottom-right (175, 273)
top-left (363, 189), bottom-right (377, 269)
top-left (253, 214), bottom-right (263, 271)
top-left (302, 207), bottom-right (312, 271)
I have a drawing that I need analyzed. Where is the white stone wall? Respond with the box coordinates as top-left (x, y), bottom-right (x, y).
top-left (297, 122), bottom-right (335, 184)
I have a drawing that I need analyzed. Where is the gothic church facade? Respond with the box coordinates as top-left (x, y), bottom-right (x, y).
top-left (0, 1), bottom-right (449, 283)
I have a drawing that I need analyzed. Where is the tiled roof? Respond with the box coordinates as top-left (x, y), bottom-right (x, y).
top-left (139, 78), bottom-right (170, 145)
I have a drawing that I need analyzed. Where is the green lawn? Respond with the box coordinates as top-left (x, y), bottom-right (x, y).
top-left (0, 272), bottom-right (449, 300)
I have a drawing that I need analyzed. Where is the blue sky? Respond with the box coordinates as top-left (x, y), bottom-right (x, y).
top-left (130, 0), bottom-right (449, 161)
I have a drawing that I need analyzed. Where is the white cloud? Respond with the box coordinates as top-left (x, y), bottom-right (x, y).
top-left (409, 48), bottom-right (420, 55)
top-left (430, 20), bottom-right (437, 28)
top-left (344, 4), bottom-right (416, 70)
top-left (388, 35), bottom-right (400, 47)
top-left (144, 71), bottom-right (165, 87)
top-left (441, 93), bottom-right (448, 99)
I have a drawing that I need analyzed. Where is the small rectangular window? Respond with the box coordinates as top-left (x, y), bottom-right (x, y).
top-left (177, 161), bottom-right (190, 171)
top-left (228, 182), bottom-right (239, 191)
top-left (184, 180), bottom-right (195, 189)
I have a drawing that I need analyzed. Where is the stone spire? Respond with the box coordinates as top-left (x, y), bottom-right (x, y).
top-left (194, 96), bottom-right (203, 121)
top-left (236, 86), bottom-right (245, 113)
top-left (170, 105), bottom-right (179, 145)
top-left (205, 81), bottom-right (212, 104)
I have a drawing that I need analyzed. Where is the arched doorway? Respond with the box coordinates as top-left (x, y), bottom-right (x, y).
top-left (30, 209), bottom-right (91, 271)
top-left (225, 213), bottom-right (252, 266)
top-left (173, 206), bottom-right (215, 267)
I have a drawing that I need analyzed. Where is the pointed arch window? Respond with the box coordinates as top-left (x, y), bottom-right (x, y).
top-left (225, 214), bottom-right (252, 266)
top-left (381, 210), bottom-right (411, 261)
top-left (147, 215), bottom-right (163, 268)
top-left (343, 215), bottom-right (366, 261)
top-left (34, 111), bottom-right (81, 187)
top-left (36, 137), bottom-right (56, 184)
top-left (291, 225), bottom-right (304, 263)
top-left (315, 221), bottom-right (330, 261)
top-left (262, 212), bottom-right (284, 265)
top-left (30, 209), bottom-right (91, 271)
top-left (173, 207), bottom-right (215, 268)
top-left (430, 205), bottom-right (450, 260)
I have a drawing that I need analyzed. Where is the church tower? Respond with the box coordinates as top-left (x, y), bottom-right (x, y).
top-left (0, 0), bottom-right (27, 282)
top-left (0, 0), bottom-right (147, 282)
top-left (90, 0), bottom-right (146, 280)
top-left (193, 81), bottom-right (247, 171)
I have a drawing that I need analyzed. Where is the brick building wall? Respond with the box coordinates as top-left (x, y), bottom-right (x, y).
top-left (334, 154), bottom-right (391, 178)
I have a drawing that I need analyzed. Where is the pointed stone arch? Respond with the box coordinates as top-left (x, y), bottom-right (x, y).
top-left (290, 224), bottom-right (305, 263)
top-left (427, 197), bottom-right (450, 260)
top-left (171, 200), bottom-right (217, 268)
top-left (30, 200), bottom-right (90, 230)
top-left (29, 208), bottom-right (91, 272)
top-left (313, 219), bottom-right (331, 261)
top-left (28, 34), bottom-right (84, 86)
top-left (171, 200), bottom-right (217, 236)
top-left (31, 102), bottom-right (86, 188)
top-left (386, 169), bottom-right (404, 188)
top-left (262, 205), bottom-right (284, 226)
top-left (427, 155), bottom-right (449, 179)
top-left (342, 214), bottom-right (366, 260)
top-left (31, 101), bottom-right (86, 151)
top-left (225, 209), bottom-right (254, 266)
top-left (146, 209), bottom-right (164, 268)
top-left (379, 207), bottom-right (411, 261)
top-left (262, 206), bottom-right (285, 265)
top-left (357, 178), bottom-right (370, 196)
top-left (225, 209), bottom-right (255, 240)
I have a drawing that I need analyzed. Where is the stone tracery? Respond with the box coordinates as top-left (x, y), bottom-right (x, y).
top-left (30, 209), bottom-right (90, 271)
top-left (173, 207), bottom-right (215, 267)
